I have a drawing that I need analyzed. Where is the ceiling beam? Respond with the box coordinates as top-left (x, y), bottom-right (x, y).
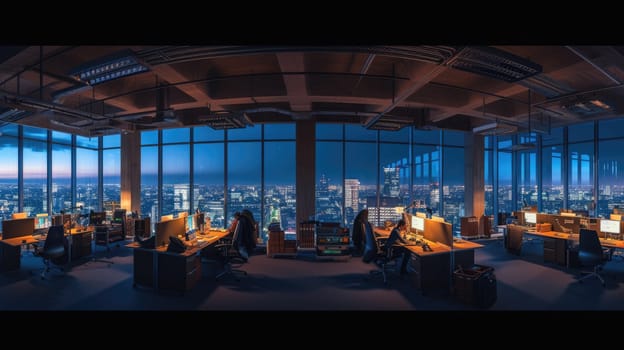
top-left (364, 62), bottom-right (450, 128)
top-left (429, 84), bottom-right (528, 122)
top-left (149, 64), bottom-right (224, 111)
top-left (276, 53), bottom-right (311, 112)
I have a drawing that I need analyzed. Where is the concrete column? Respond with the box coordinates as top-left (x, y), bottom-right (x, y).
top-left (120, 132), bottom-right (141, 214)
top-left (296, 120), bottom-right (315, 231)
top-left (464, 133), bottom-right (485, 219)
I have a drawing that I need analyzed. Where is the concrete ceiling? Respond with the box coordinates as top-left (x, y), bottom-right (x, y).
top-left (0, 45), bottom-right (622, 137)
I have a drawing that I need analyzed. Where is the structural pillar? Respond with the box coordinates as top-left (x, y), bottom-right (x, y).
top-left (464, 133), bottom-right (485, 219)
top-left (120, 132), bottom-right (141, 214)
top-left (296, 120), bottom-right (315, 231)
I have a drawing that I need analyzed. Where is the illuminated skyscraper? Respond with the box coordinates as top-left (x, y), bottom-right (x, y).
top-left (344, 179), bottom-right (360, 213)
top-left (174, 184), bottom-right (189, 210)
top-left (383, 167), bottom-right (400, 197)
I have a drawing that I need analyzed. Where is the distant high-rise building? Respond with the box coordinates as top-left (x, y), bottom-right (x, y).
top-left (174, 184), bottom-right (189, 210)
top-left (383, 167), bottom-right (400, 197)
top-left (344, 179), bottom-right (360, 213)
top-left (318, 173), bottom-right (329, 198)
top-left (366, 195), bottom-right (401, 226)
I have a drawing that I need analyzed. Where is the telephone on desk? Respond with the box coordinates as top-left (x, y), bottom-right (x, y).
top-left (422, 243), bottom-right (433, 252)
top-left (167, 236), bottom-right (187, 253)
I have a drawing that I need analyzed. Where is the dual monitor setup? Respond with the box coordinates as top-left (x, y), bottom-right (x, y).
top-left (138, 212), bottom-right (206, 249)
top-left (405, 212), bottom-right (453, 247)
top-left (520, 210), bottom-right (621, 238)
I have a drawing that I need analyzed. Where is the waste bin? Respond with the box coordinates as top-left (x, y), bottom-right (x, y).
top-left (454, 264), bottom-right (497, 308)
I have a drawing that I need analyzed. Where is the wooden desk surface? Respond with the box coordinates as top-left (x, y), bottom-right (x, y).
top-left (126, 229), bottom-right (231, 256)
top-left (524, 229), bottom-right (624, 249)
top-left (373, 227), bottom-right (483, 256)
top-left (0, 236), bottom-right (39, 247)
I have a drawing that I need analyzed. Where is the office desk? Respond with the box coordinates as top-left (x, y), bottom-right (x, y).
top-left (522, 229), bottom-right (624, 266)
top-left (0, 236), bottom-right (39, 271)
top-left (128, 229), bottom-right (230, 293)
top-left (373, 227), bottom-right (483, 294)
top-left (0, 228), bottom-right (93, 272)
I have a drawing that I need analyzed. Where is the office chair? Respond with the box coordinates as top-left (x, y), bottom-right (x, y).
top-left (578, 229), bottom-right (609, 287)
top-left (214, 221), bottom-right (249, 281)
top-left (33, 225), bottom-right (67, 279)
top-left (362, 222), bottom-right (397, 284)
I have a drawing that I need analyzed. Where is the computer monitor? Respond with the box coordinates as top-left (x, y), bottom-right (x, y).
top-left (89, 211), bottom-right (106, 226)
top-left (2, 217), bottom-right (35, 239)
top-left (112, 209), bottom-right (126, 224)
top-left (423, 218), bottom-right (453, 247)
top-left (187, 214), bottom-right (196, 232)
top-left (600, 219), bottom-right (620, 235)
top-left (155, 216), bottom-right (185, 247)
top-left (11, 212), bottom-right (27, 220)
top-left (52, 214), bottom-right (72, 230)
top-left (35, 213), bottom-right (49, 229)
top-left (411, 215), bottom-right (424, 232)
top-left (524, 212), bottom-right (537, 225)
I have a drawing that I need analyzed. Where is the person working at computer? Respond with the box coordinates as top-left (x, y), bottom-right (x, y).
top-left (385, 219), bottom-right (411, 277)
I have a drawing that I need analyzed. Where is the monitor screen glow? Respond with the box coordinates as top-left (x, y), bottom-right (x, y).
top-left (600, 219), bottom-right (620, 234)
top-left (524, 212), bottom-right (537, 224)
top-left (411, 215), bottom-right (425, 232)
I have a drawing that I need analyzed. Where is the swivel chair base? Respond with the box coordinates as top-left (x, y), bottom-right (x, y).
top-left (32, 260), bottom-right (64, 280)
top-left (579, 265), bottom-right (606, 287)
top-left (368, 269), bottom-right (388, 284)
top-left (216, 264), bottom-right (247, 282)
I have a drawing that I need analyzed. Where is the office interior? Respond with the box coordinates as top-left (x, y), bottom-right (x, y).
top-left (2, 45), bottom-right (624, 310)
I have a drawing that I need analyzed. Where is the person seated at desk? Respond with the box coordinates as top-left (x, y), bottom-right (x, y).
top-left (384, 219), bottom-right (410, 277)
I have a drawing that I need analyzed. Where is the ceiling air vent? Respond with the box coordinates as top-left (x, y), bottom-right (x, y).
top-left (449, 46), bottom-right (542, 83)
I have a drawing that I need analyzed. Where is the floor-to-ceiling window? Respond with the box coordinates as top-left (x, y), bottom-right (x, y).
top-left (517, 133), bottom-right (537, 209)
top-left (51, 131), bottom-right (72, 214)
top-left (497, 136), bottom-right (513, 214)
top-left (23, 126), bottom-right (48, 216)
top-left (568, 122), bottom-right (594, 213)
top-left (227, 126), bottom-right (261, 230)
top-left (193, 127), bottom-right (225, 228)
top-left (484, 136), bottom-right (494, 215)
top-left (442, 130), bottom-right (465, 235)
top-left (141, 130), bottom-right (158, 231)
top-left (316, 124), bottom-right (344, 224)
top-left (0, 124), bottom-right (18, 226)
top-left (541, 128), bottom-right (564, 214)
top-left (378, 128), bottom-right (410, 228)
top-left (76, 135), bottom-right (99, 212)
top-left (598, 119), bottom-right (624, 217)
top-left (412, 131), bottom-right (441, 218)
top-left (162, 128), bottom-right (190, 217)
top-left (263, 124), bottom-right (296, 240)
top-left (102, 134), bottom-right (120, 216)
top-left (345, 125), bottom-right (377, 227)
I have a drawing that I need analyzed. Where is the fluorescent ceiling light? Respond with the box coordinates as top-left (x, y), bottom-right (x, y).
top-left (70, 51), bottom-right (149, 86)
top-left (472, 122), bottom-right (517, 135)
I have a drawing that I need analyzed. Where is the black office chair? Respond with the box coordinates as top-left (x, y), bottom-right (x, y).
top-left (214, 221), bottom-right (249, 281)
top-left (33, 225), bottom-right (67, 279)
top-left (578, 229), bottom-right (609, 287)
top-left (362, 222), bottom-right (397, 284)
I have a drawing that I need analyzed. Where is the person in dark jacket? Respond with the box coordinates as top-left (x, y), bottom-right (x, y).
top-left (384, 219), bottom-right (410, 276)
top-left (352, 209), bottom-right (369, 256)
